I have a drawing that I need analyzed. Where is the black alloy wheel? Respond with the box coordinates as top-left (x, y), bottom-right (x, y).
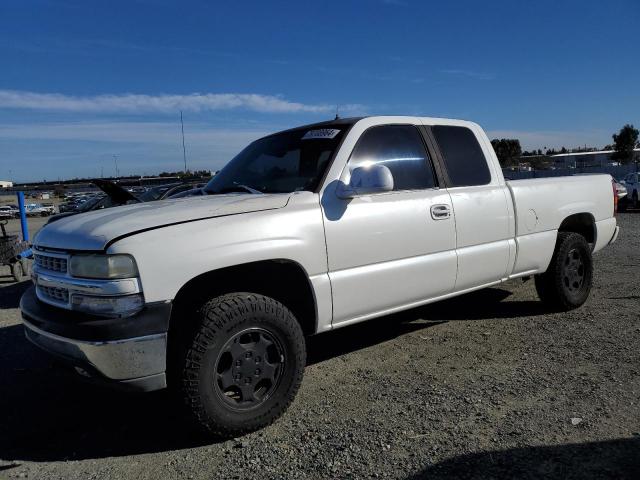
top-left (562, 248), bottom-right (586, 294)
top-left (214, 327), bottom-right (285, 410)
top-left (180, 292), bottom-right (306, 437)
top-left (535, 232), bottom-right (593, 311)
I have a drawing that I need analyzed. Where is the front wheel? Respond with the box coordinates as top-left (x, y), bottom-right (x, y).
top-left (535, 232), bottom-right (593, 311)
top-left (180, 293), bottom-right (306, 438)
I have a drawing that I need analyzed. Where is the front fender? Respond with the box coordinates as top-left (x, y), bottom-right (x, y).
top-left (106, 193), bottom-right (327, 304)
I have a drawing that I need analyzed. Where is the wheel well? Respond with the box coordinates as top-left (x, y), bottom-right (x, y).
top-left (169, 260), bottom-right (317, 337)
top-left (558, 213), bottom-right (596, 244)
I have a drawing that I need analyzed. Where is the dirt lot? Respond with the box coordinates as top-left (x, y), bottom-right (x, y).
top-left (0, 215), bottom-right (49, 241)
top-left (0, 214), bottom-right (638, 480)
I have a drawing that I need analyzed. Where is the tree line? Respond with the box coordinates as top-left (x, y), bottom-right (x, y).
top-left (158, 169), bottom-right (212, 178)
top-left (491, 124), bottom-right (639, 168)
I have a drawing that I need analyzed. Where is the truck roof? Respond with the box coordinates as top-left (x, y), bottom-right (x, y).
top-left (273, 115), bottom-right (476, 137)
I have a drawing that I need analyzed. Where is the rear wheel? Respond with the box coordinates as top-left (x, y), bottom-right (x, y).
top-left (180, 292), bottom-right (306, 438)
top-left (633, 191), bottom-right (639, 209)
top-left (535, 232), bottom-right (593, 311)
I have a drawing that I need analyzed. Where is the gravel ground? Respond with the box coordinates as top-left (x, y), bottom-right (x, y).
top-left (0, 215), bottom-right (49, 241)
top-left (0, 214), bottom-right (638, 480)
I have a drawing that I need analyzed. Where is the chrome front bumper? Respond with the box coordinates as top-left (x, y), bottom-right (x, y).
top-left (20, 286), bottom-right (170, 392)
top-left (24, 320), bottom-right (167, 391)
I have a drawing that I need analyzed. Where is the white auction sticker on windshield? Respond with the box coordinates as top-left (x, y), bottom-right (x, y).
top-left (302, 129), bottom-right (341, 140)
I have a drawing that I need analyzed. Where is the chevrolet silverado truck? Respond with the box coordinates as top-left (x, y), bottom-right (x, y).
top-left (21, 116), bottom-right (619, 437)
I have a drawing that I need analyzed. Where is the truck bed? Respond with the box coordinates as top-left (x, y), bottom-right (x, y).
top-left (505, 174), bottom-right (617, 277)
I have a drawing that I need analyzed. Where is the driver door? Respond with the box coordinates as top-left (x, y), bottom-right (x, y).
top-left (321, 124), bottom-right (457, 327)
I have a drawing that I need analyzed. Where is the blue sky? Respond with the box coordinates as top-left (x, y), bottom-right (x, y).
top-left (1, 0), bottom-right (638, 182)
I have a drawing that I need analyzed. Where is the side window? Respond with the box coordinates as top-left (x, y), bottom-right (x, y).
top-left (348, 125), bottom-right (436, 191)
top-left (432, 125), bottom-right (491, 187)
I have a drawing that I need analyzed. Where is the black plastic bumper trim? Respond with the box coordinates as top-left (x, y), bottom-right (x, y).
top-left (20, 286), bottom-right (171, 342)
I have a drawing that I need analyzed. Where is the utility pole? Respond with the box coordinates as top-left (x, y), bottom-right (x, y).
top-left (113, 154), bottom-right (119, 179)
top-left (180, 111), bottom-right (188, 174)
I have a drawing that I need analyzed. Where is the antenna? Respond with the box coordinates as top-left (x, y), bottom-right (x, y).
top-left (334, 105), bottom-right (340, 120)
top-left (180, 110), bottom-right (188, 173)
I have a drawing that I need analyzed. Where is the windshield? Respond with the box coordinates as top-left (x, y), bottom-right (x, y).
top-left (204, 127), bottom-right (347, 194)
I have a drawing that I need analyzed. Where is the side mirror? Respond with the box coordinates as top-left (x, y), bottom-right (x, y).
top-left (336, 164), bottom-right (394, 199)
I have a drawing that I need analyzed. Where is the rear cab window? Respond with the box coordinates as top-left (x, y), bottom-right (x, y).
top-left (431, 125), bottom-right (491, 187)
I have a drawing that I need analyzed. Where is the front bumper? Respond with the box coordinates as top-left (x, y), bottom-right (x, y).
top-left (20, 286), bottom-right (170, 392)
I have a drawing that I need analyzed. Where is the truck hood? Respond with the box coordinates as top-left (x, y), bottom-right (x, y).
top-left (34, 193), bottom-right (290, 251)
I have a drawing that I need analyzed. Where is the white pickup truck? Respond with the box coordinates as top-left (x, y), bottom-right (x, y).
top-left (21, 116), bottom-right (619, 437)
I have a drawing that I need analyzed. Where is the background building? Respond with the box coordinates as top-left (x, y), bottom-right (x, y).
top-left (551, 148), bottom-right (640, 169)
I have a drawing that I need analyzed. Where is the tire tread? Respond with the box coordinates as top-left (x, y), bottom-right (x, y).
top-left (535, 232), bottom-right (593, 311)
top-left (181, 292), bottom-right (305, 438)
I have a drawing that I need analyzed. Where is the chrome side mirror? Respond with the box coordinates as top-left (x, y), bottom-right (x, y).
top-left (336, 165), bottom-right (394, 199)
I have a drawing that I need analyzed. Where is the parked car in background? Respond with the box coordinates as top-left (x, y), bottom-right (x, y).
top-left (126, 186), bottom-right (147, 195)
top-left (167, 184), bottom-right (206, 199)
top-left (47, 180), bottom-right (203, 224)
top-left (25, 203), bottom-right (54, 217)
top-left (47, 181), bottom-right (137, 224)
top-left (620, 172), bottom-right (638, 209)
top-left (49, 195), bottom-right (112, 223)
top-left (612, 178), bottom-right (628, 200)
top-left (41, 204), bottom-right (56, 215)
top-left (0, 205), bottom-right (19, 219)
top-left (137, 182), bottom-right (203, 201)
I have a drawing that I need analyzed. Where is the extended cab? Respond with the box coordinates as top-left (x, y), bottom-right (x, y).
top-left (21, 116), bottom-right (619, 436)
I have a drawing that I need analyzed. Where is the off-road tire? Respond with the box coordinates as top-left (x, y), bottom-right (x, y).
top-left (535, 232), bottom-right (593, 311)
top-left (181, 292), bottom-right (306, 438)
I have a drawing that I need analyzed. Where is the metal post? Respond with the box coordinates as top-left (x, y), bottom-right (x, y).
top-left (17, 191), bottom-right (28, 242)
top-left (180, 110), bottom-right (188, 173)
top-left (113, 155), bottom-right (119, 178)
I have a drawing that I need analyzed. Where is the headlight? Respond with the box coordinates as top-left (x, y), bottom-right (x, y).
top-left (71, 293), bottom-right (144, 317)
top-left (69, 254), bottom-right (138, 279)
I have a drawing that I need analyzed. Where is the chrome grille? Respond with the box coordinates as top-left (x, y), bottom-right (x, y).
top-left (34, 254), bottom-right (68, 273)
top-left (38, 285), bottom-right (69, 304)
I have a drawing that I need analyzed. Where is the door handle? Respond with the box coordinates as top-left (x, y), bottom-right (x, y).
top-left (430, 204), bottom-right (451, 220)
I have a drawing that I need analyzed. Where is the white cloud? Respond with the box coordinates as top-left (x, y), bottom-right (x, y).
top-left (0, 121), bottom-right (269, 145)
top-left (0, 90), bottom-right (345, 114)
